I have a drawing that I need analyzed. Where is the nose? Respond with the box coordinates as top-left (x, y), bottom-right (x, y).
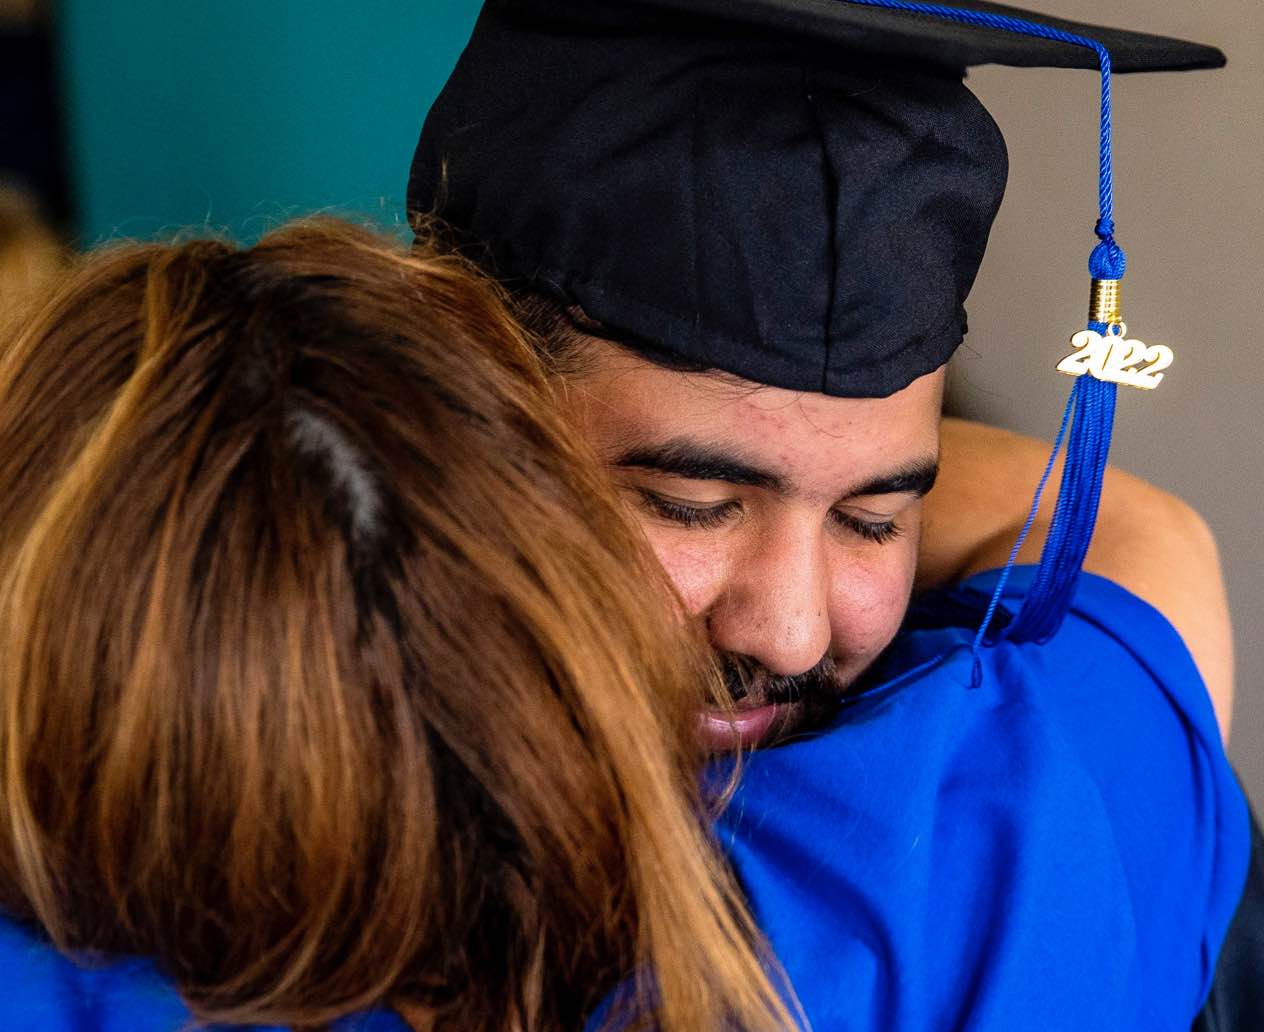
top-left (705, 521), bottom-right (832, 677)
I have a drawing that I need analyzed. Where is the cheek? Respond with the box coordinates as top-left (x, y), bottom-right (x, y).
top-left (825, 542), bottom-right (919, 660)
top-left (635, 522), bottom-right (731, 617)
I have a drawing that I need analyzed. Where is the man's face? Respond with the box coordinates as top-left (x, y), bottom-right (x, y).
top-left (566, 339), bottom-right (945, 750)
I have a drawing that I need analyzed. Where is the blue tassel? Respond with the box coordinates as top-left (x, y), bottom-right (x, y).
top-left (1001, 221), bottom-right (1125, 644)
top-left (968, 393), bottom-right (1076, 686)
top-left (840, 2), bottom-right (1129, 668)
top-left (1003, 374), bottom-right (1117, 643)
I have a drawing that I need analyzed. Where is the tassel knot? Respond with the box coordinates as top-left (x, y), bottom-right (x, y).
top-left (1089, 236), bottom-right (1127, 280)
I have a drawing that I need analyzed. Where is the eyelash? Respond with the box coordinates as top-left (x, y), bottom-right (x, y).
top-left (637, 491), bottom-right (741, 530)
top-left (830, 509), bottom-right (902, 544)
top-left (636, 490), bottom-right (902, 543)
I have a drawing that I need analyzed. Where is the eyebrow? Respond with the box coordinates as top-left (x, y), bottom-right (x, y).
top-left (849, 462), bottom-right (939, 499)
top-left (613, 438), bottom-right (939, 500)
top-left (616, 439), bottom-right (786, 491)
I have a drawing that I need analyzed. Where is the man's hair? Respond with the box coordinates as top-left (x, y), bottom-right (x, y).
top-left (0, 220), bottom-right (793, 1031)
top-left (511, 289), bottom-right (601, 376)
top-left (512, 288), bottom-right (715, 381)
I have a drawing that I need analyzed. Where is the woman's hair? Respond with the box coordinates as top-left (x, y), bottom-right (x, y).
top-left (0, 221), bottom-right (792, 1030)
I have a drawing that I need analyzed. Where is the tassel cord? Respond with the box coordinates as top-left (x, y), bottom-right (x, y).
top-left (968, 388), bottom-right (1076, 685)
top-left (844, 1), bottom-right (1128, 662)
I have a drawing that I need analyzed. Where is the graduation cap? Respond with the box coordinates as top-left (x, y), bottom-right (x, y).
top-left (409, 0), bottom-right (1224, 654)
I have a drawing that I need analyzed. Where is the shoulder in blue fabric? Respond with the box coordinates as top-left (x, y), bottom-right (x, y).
top-left (717, 566), bottom-right (1250, 1031)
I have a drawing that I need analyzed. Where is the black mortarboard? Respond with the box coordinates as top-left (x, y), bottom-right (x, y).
top-left (411, 0), bottom-right (1226, 656)
top-left (408, 0), bottom-right (1223, 399)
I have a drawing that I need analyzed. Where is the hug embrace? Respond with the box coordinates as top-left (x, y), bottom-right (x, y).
top-left (0, 1), bottom-right (1256, 1030)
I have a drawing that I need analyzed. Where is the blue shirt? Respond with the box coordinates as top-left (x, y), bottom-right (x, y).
top-left (717, 566), bottom-right (1250, 1030)
top-left (0, 568), bottom-right (1248, 1030)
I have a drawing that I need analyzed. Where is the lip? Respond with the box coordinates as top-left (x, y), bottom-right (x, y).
top-left (700, 701), bottom-right (800, 751)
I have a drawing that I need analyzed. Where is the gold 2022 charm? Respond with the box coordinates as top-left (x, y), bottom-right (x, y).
top-left (1056, 324), bottom-right (1173, 390)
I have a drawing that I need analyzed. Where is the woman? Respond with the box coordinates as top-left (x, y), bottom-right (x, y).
top-left (0, 220), bottom-right (793, 1030)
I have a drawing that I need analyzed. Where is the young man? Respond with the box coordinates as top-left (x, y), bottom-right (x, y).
top-left (410, 1), bottom-right (1255, 1026)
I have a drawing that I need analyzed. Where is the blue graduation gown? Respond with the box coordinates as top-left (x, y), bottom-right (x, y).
top-left (0, 913), bottom-right (406, 1031)
top-left (717, 566), bottom-right (1250, 1030)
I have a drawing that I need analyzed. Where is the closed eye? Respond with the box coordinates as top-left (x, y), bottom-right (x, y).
top-left (830, 509), bottom-right (901, 544)
top-left (635, 489), bottom-right (741, 530)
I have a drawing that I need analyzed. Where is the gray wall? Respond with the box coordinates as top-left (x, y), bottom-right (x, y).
top-left (955, 2), bottom-right (1263, 800)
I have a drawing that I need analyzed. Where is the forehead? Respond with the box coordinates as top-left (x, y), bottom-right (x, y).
top-left (570, 340), bottom-right (944, 493)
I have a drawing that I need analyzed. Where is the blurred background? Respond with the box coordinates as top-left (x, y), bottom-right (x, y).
top-left (3, 1), bottom-right (1262, 796)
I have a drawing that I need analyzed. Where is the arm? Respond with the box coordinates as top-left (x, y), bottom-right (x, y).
top-left (919, 417), bottom-right (1234, 740)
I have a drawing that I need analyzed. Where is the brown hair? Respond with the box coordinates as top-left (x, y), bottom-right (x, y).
top-left (511, 290), bottom-right (714, 383)
top-left (0, 220), bottom-right (793, 1030)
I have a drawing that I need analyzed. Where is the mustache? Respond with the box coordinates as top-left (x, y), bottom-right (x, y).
top-left (717, 652), bottom-right (845, 709)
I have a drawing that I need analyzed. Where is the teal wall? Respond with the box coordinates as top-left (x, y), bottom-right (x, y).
top-left (59, 1), bottom-right (481, 244)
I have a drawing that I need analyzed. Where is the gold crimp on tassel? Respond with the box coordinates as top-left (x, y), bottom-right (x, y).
top-left (1089, 278), bottom-right (1122, 326)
